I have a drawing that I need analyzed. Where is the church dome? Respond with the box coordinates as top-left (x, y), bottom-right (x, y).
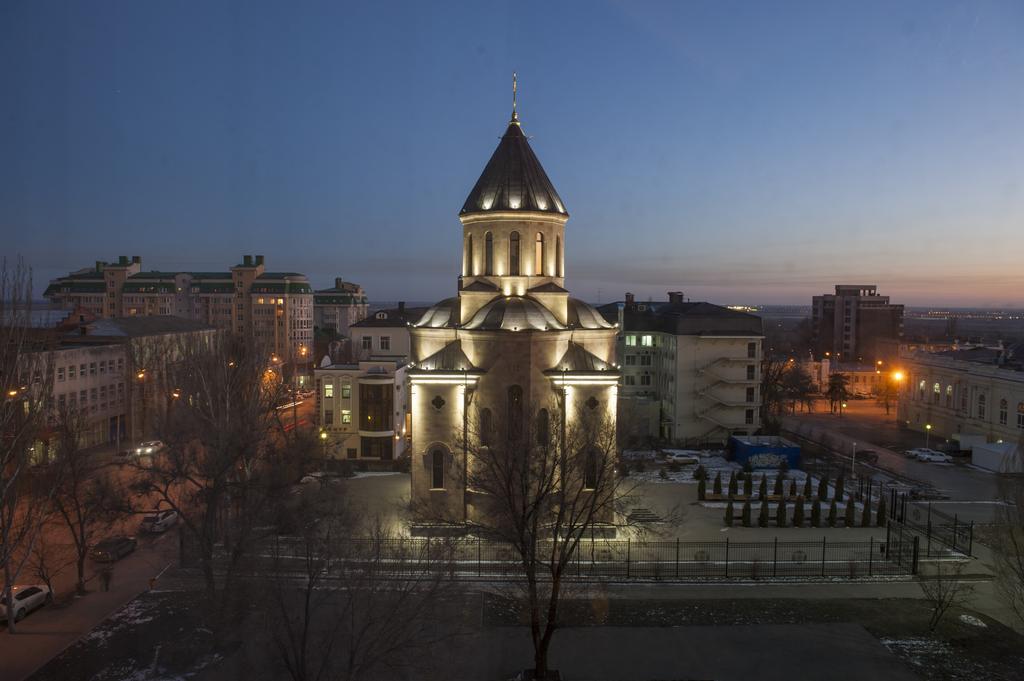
top-left (460, 120), bottom-right (567, 216)
top-left (414, 297), bottom-right (459, 328)
top-left (567, 298), bottom-right (615, 329)
top-left (463, 296), bottom-right (566, 332)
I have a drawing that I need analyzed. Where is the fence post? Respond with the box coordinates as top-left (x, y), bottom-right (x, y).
top-left (868, 536), bottom-right (873, 576)
top-left (725, 538), bottom-right (730, 578)
top-left (821, 536), bottom-right (826, 577)
top-left (968, 521), bottom-right (974, 556)
top-left (626, 538), bottom-right (631, 579)
top-left (477, 536), bottom-right (482, 577)
top-left (675, 538), bottom-right (680, 580)
top-left (773, 537), bottom-right (778, 578)
top-left (952, 514), bottom-right (959, 552)
top-left (911, 535), bottom-right (920, 575)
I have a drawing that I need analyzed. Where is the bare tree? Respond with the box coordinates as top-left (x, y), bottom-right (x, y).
top-left (0, 258), bottom-right (58, 633)
top-left (919, 559), bottom-right (974, 632)
top-left (992, 452), bottom-right (1024, 627)
top-left (26, 529), bottom-right (75, 597)
top-left (449, 398), bottom-right (640, 680)
top-left (264, 490), bottom-right (458, 681)
top-left (48, 405), bottom-right (130, 593)
top-left (130, 332), bottom-right (306, 638)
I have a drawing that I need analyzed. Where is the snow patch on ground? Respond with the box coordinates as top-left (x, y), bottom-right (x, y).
top-left (959, 614), bottom-right (987, 628)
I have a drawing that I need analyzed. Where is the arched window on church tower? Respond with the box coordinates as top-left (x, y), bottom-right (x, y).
top-left (507, 385), bottom-right (523, 440)
top-left (465, 234), bottom-right (473, 276)
top-left (535, 233), bottom-right (545, 276)
top-left (431, 448), bottom-right (445, 489)
top-left (484, 232), bottom-right (494, 275)
top-left (509, 231), bottom-right (520, 275)
top-left (555, 236), bottom-right (562, 277)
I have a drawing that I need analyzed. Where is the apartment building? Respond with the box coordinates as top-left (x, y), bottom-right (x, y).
top-left (812, 285), bottom-right (904, 363)
top-left (45, 255), bottom-right (313, 361)
top-left (314, 278), bottom-right (369, 336)
top-left (600, 292), bottom-right (764, 446)
top-left (349, 303), bottom-right (425, 363)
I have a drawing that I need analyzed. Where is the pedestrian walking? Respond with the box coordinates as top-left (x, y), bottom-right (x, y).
top-left (100, 567), bottom-right (113, 592)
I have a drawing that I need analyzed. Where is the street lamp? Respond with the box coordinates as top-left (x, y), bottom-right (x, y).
top-left (925, 423), bottom-right (932, 449)
top-left (319, 430), bottom-right (328, 459)
top-left (851, 441), bottom-right (857, 478)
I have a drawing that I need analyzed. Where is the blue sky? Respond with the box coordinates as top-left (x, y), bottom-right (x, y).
top-left (2, 1), bottom-right (1022, 306)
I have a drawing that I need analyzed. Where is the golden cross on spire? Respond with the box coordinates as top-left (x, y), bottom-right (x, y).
top-left (511, 71), bottom-right (519, 123)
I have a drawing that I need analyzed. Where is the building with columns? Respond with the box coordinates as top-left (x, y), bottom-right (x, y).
top-left (408, 103), bottom-right (619, 524)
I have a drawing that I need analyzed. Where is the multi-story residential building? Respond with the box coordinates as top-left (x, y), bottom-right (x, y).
top-left (897, 343), bottom-right (1023, 447)
top-left (600, 292), bottom-right (764, 445)
top-left (45, 255), bottom-right (313, 363)
top-left (349, 303), bottom-right (425, 363)
top-left (42, 343), bottom-right (128, 452)
top-left (812, 285), bottom-right (904, 363)
top-left (314, 278), bottom-right (369, 336)
top-left (313, 359), bottom-right (408, 463)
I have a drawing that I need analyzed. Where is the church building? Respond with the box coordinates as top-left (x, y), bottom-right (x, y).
top-left (408, 95), bottom-right (620, 524)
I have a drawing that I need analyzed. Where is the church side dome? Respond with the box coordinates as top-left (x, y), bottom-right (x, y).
top-left (463, 296), bottom-right (566, 331)
top-left (567, 297), bottom-right (615, 329)
top-left (415, 297), bottom-right (459, 328)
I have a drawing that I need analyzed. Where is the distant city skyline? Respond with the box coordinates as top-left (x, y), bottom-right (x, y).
top-left (3, 1), bottom-right (1022, 308)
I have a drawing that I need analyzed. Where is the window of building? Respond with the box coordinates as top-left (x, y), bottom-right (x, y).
top-left (324, 383), bottom-right (334, 398)
top-left (624, 375), bottom-right (636, 386)
top-left (361, 336), bottom-right (371, 350)
top-left (479, 407), bottom-right (493, 446)
top-left (341, 383), bottom-right (351, 399)
top-left (362, 436), bottom-right (393, 460)
top-left (999, 399), bottom-right (1008, 425)
top-left (624, 355), bottom-right (636, 366)
top-left (640, 374), bottom-right (651, 386)
top-left (745, 409), bottom-right (755, 425)
top-left (509, 231), bottom-right (520, 275)
top-left (347, 448), bottom-right (357, 459)
top-left (933, 382), bottom-right (941, 404)
top-left (960, 387), bottom-right (968, 412)
top-left (57, 367), bottom-right (65, 382)
top-left (583, 449), bottom-right (598, 490)
top-left (946, 385), bottom-right (953, 407)
top-left (640, 335), bottom-right (653, 347)
top-left (90, 362), bottom-right (97, 376)
top-left (534, 233), bottom-right (544, 275)
top-left (324, 410), bottom-right (333, 425)
top-left (484, 232), bottom-right (494, 275)
top-left (640, 355), bottom-right (652, 366)
top-left (359, 383), bottom-right (392, 430)
top-left (746, 387), bottom-right (755, 403)
top-left (380, 336), bottom-right (391, 351)
top-left (80, 363), bottom-right (86, 376)
top-left (747, 342), bottom-right (756, 358)
top-left (625, 335), bottom-right (636, 347)
top-left (918, 380), bottom-right (926, 401)
top-left (465, 234), bottom-right (473, 275)
top-left (431, 449), bottom-right (445, 489)
top-left (341, 409), bottom-right (351, 424)
top-left (746, 365), bottom-right (756, 380)
top-left (507, 385), bottom-right (523, 440)
top-left (555, 236), bottom-right (562, 277)
top-left (977, 394), bottom-right (986, 420)
top-left (68, 365), bottom-right (76, 380)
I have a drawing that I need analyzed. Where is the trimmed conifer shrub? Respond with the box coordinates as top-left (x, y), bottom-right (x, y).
top-left (876, 494), bottom-right (887, 527)
top-left (742, 500), bottom-right (752, 527)
top-left (836, 475), bottom-right (845, 500)
top-left (744, 474), bottom-right (753, 497)
top-left (803, 475), bottom-right (813, 498)
top-left (818, 475), bottom-right (829, 502)
top-left (811, 499), bottom-right (822, 527)
top-left (828, 499), bottom-right (838, 527)
top-left (777, 499), bottom-right (787, 527)
top-left (713, 472), bottom-right (722, 496)
top-left (728, 471), bottom-right (738, 497)
top-left (693, 464), bottom-right (706, 481)
top-left (773, 474), bottom-right (784, 496)
top-left (759, 476), bottom-right (768, 499)
top-left (861, 496), bottom-right (872, 527)
top-left (725, 501), bottom-right (735, 527)
top-left (759, 499), bottom-right (769, 527)
top-left (698, 478), bottom-right (707, 500)
top-left (845, 496), bottom-right (856, 527)
top-left (789, 478), bottom-right (797, 498)
top-left (793, 496), bottom-right (805, 527)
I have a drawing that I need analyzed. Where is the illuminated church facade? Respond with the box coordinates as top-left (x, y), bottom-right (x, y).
top-left (408, 96), bottom-right (619, 524)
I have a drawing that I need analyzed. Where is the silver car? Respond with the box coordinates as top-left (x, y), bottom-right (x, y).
top-left (139, 509), bottom-right (178, 533)
top-left (1, 585), bottom-right (52, 623)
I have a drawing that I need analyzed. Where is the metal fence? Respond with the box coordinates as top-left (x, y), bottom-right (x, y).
top-left (205, 533), bottom-right (917, 581)
top-left (889, 491), bottom-right (973, 557)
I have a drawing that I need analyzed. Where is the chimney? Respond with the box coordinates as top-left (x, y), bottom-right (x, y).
top-left (243, 255), bottom-right (252, 266)
top-left (625, 292), bottom-right (635, 305)
top-left (95, 261), bottom-right (104, 272)
top-left (335, 277), bottom-right (344, 288)
top-left (668, 291), bottom-right (684, 304)
top-left (255, 255), bottom-right (265, 266)
top-left (398, 301), bottom-right (405, 313)
top-left (119, 255), bottom-right (128, 265)
top-left (132, 255), bottom-right (141, 264)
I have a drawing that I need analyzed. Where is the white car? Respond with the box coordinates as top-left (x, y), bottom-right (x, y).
top-left (916, 450), bottom-right (952, 463)
top-left (904, 448), bottom-right (927, 458)
top-left (664, 450), bottom-right (701, 465)
top-left (134, 440), bottom-right (165, 456)
top-left (139, 509), bottom-right (178, 533)
top-left (1, 585), bottom-right (52, 623)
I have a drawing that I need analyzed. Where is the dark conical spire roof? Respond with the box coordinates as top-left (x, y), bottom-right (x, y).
top-left (460, 119), bottom-right (567, 217)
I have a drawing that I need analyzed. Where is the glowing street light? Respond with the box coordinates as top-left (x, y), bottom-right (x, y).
top-left (925, 423), bottom-right (933, 448)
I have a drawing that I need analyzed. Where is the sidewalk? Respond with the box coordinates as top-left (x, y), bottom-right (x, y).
top-left (0, 533), bottom-right (176, 681)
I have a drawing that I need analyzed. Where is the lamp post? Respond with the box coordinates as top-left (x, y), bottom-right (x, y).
top-left (319, 430), bottom-right (328, 459)
top-left (851, 441), bottom-right (856, 479)
top-left (925, 423), bottom-right (932, 449)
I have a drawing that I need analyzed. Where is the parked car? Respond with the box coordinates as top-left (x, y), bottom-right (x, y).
top-left (134, 440), bottom-right (165, 456)
top-left (916, 449), bottom-right (953, 463)
top-left (904, 448), bottom-right (926, 458)
top-left (139, 509), bottom-right (178, 533)
top-left (0, 585), bottom-right (52, 623)
top-left (663, 450), bottom-right (701, 465)
top-left (90, 536), bottom-right (137, 562)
